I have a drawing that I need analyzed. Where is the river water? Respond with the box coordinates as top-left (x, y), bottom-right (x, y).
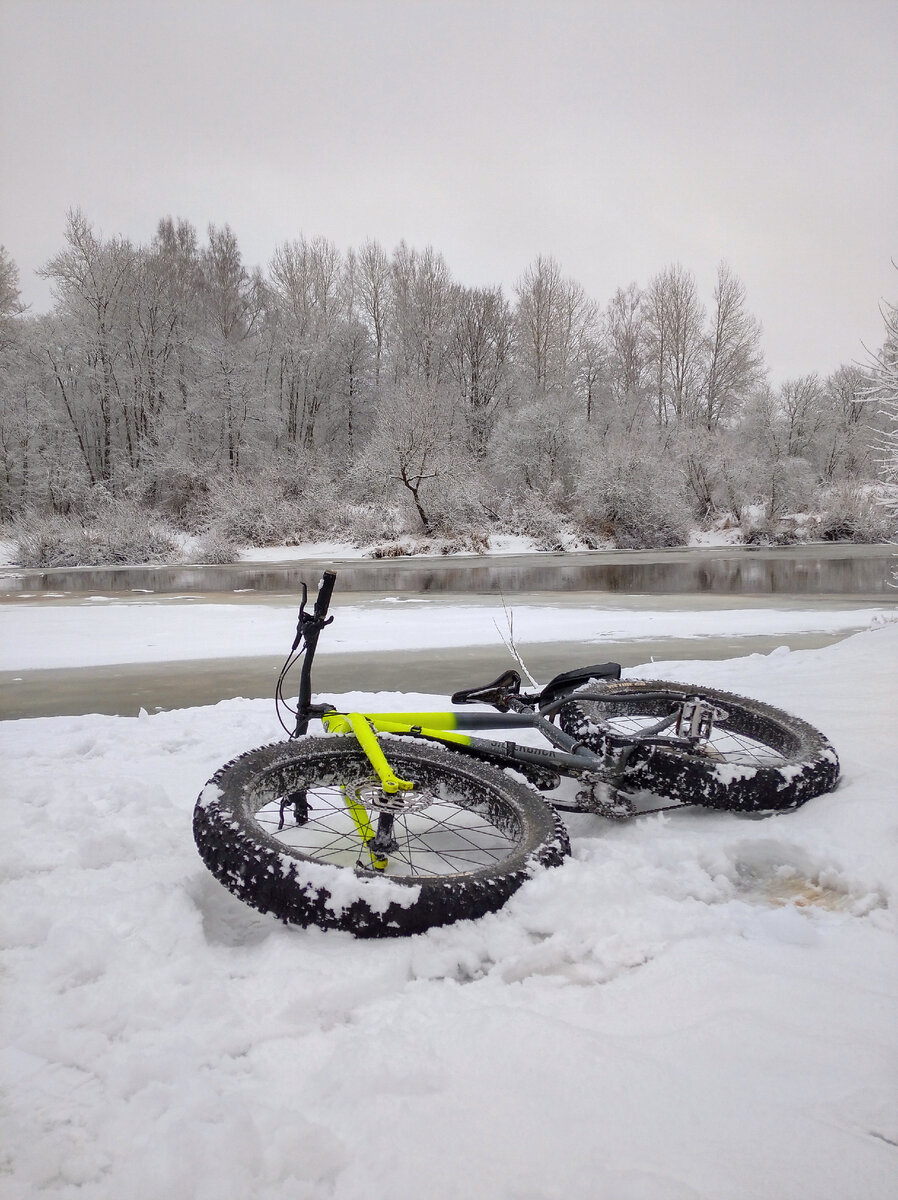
top-left (1, 543), bottom-right (894, 719)
top-left (2, 542), bottom-right (895, 600)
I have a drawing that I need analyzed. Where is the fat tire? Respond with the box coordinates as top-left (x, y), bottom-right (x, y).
top-left (194, 737), bottom-right (569, 937)
top-left (559, 680), bottom-right (839, 812)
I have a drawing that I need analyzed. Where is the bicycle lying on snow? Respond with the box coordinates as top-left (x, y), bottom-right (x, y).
top-left (194, 571), bottom-right (840, 937)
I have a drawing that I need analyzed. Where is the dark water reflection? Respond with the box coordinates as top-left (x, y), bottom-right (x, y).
top-left (2, 545), bottom-right (895, 598)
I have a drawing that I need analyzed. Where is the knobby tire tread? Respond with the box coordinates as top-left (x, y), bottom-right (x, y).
top-left (194, 737), bottom-right (569, 937)
top-left (559, 680), bottom-right (839, 812)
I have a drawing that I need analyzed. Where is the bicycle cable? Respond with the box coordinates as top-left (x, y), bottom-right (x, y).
top-left (274, 643), bottom-right (306, 736)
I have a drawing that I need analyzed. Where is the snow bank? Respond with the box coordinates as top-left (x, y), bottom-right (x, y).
top-left (2, 628), bottom-right (896, 1199)
top-left (1, 599), bottom-right (893, 671)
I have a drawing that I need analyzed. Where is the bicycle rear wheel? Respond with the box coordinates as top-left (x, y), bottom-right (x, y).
top-left (559, 680), bottom-right (839, 812)
top-left (194, 737), bottom-right (569, 936)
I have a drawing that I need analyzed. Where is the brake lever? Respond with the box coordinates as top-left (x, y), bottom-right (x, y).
top-left (292, 582), bottom-right (334, 652)
top-left (291, 583), bottom-right (309, 651)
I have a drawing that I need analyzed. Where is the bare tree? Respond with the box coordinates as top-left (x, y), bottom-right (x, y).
top-left (199, 224), bottom-right (265, 468)
top-left (604, 283), bottom-right (646, 414)
top-left (700, 262), bottom-right (765, 429)
top-left (364, 381), bottom-right (455, 532)
top-left (642, 263), bottom-right (706, 425)
top-left (865, 291), bottom-right (898, 529)
top-left (448, 284), bottom-right (513, 456)
top-left (779, 373), bottom-right (824, 458)
top-left (40, 210), bottom-right (137, 484)
top-left (0, 246), bottom-right (26, 352)
top-left (0, 256), bottom-right (43, 516)
top-left (269, 235), bottom-right (344, 449)
top-left (514, 255), bottom-right (591, 395)
top-left (816, 364), bottom-right (871, 479)
top-left (331, 254), bottom-right (372, 458)
top-left (389, 243), bottom-right (453, 385)
top-left (355, 239), bottom-right (391, 384)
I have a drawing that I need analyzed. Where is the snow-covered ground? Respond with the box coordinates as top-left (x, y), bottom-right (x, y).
top-left (238, 534), bottom-right (545, 561)
top-left (0, 533), bottom-right (568, 569)
top-left (1, 599), bottom-right (894, 672)
top-left (2, 618), bottom-right (897, 1199)
top-left (0, 526), bottom-right (876, 570)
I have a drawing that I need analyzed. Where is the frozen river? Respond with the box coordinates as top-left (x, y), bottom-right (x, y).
top-left (1, 544), bottom-right (894, 719)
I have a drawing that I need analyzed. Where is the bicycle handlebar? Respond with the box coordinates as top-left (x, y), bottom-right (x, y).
top-left (314, 571), bottom-right (336, 620)
top-left (292, 570), bottom-right (337, 736)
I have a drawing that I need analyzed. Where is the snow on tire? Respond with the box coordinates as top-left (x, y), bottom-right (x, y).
top-left (194, 736), bottom-right (570, 937)
top-left (559, 680), bottom-right (839, 812)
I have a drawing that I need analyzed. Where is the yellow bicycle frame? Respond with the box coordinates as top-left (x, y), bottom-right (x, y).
top-left (322, 710), bottom-right (470, 872)
top-left (323, 710), bottom-right (473, 770)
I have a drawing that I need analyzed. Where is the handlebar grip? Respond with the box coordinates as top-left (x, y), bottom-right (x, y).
top-left (314, 571), bottom-right (337, 619)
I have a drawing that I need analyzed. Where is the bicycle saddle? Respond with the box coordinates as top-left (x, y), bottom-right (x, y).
top-left (451, 670), bottom-right (522, 709)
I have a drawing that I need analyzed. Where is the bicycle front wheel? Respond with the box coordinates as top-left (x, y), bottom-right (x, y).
top-left (559, 680), bottom-right (839, 812)
top-left (194, 737), bottom-right (569, 936)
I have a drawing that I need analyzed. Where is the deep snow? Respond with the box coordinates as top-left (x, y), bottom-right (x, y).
top-left (2, 625), bottom-right (897, 1199)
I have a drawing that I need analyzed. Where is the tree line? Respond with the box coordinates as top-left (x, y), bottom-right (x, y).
top-left (0, 212), bottom-right (891, 563)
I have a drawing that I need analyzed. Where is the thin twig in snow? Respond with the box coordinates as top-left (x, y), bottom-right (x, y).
top-left (492, 592), bottom-right (538, 686)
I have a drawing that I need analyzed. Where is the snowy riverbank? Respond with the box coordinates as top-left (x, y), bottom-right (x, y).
top-left (1, 598), bottom-right (894, 672)
top-left (2, 624), bottom-right (897, 1198)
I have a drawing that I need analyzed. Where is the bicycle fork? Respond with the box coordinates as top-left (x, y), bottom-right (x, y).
top-left (324, 712), bottom-right (417, 872)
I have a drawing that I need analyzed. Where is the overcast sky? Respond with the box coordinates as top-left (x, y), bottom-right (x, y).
top-left (1, 0), bottom-right (895, 382)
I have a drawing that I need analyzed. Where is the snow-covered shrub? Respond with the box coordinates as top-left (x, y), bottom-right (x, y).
top-left (190, 529), bottom-right (241, 564)
top-left (370, 540), bottom-right (430, 558)
top-left (737, 456), bottom-right (819, 543)
top-left (202, 461), bottom-right (338, 547)
top-left (15, 502), bottom-right (178, 567)
top-left (210, 488), bottom-right (307, 547)
top-left (494, 489), bottom-right (572, 551)
top-left (816, 483), bottom-right (893, 542)
top-left (574, 441), bottom-right (691, 549)
top-left (139, 458), bottom-right (211, 529)
top-left (336, 503), bottom-right (404, 547)
top-left (89, 503), bottom-right (178, 564)
top-left (489, 394), bottom-right (584, 498)
top-left (427, 471), bottom-right (492, 542)
top-left (367, 528), bottom-right (490, 558)
top-left (15, 513), bottom-right (91, 567)
top-left (437, 529), bottom-right (490, 554)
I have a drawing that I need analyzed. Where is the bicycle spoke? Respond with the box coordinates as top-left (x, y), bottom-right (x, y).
top-left (591, 704), bottom-right (787, 767)
top-left (254, 780), bottom-right (519, 876)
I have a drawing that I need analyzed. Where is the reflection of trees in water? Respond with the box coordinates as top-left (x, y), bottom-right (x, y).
top-left (5, 551), bottom-right (895, 596)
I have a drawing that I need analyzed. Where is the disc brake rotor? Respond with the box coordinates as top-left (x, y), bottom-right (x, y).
top-left (347, 779), bottom-right (438, 813)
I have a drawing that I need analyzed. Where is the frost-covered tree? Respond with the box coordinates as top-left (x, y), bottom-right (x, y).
top-left (642, 264), bottom-right (706, 425)
top-left (514, 255), bottom-right (593, 396)
top-left (39, 210), bottom-right (137, 485)
top-left (816, 364), bottom-right (871, 480)
top-left (700, 262), bottom-right (765, 429)
top-left (0, 245), bottom-right (26, 352)
top-left (448, 284), bottom-right (513, 457)
top-left (5, 212), bottom-right (891, 556)
top-left (389, 243), bottom-right (453, 385)
top-left (269, 234), bottom-right (348, 450)
top-left (0, 253), bottom-right (40, 516)
top-left (603, 283), bottom-right (647, 420)
top-left (198, 224), bottom-right (265, 468)
top-left (352, 239), bottom-right (390, 386)
top-left (866, 292), bottom-right (898, 532)
top-left (363, 381), bottom-right (456, 533)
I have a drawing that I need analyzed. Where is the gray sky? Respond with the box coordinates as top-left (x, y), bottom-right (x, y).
top-left (1, 0), bottom-right (895, 382)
